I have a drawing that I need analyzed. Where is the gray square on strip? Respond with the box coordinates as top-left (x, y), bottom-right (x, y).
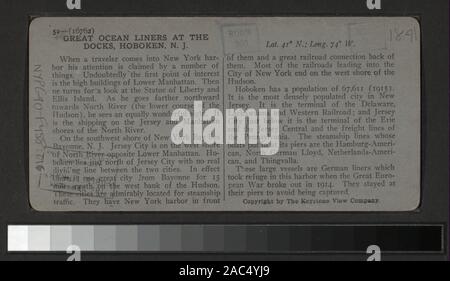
top-left (72, 226), bottom-right (94, 251)
top-left (116, 225), bottom-right (138, 251)
top-left (138, 225), bottom-right (160, 251)
top-left (94, 225), bottom-right (116, 251)
top-left (160, 225), bottom-right (182, 251)
top-left (50, 225), bottom-right (72, 251)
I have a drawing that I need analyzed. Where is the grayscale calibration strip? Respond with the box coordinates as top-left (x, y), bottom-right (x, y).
top-left (8, 225), bottom-right (443, 253)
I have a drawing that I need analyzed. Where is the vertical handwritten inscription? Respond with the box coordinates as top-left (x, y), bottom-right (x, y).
top-left (31, 65), bottom-right (48, 189)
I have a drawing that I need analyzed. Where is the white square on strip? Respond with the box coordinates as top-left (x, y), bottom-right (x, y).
top-left (8, 225), bottom-right (29, 251)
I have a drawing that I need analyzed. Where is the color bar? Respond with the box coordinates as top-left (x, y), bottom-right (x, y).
top-left (7, 224), bottom-right (444, 253)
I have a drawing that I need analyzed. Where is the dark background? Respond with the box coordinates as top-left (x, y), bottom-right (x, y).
top-left (0, 0), bottom-right (448, 261)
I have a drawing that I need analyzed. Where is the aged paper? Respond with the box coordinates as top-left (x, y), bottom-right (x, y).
top-left (29, 17), bottom-right (421, 211)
